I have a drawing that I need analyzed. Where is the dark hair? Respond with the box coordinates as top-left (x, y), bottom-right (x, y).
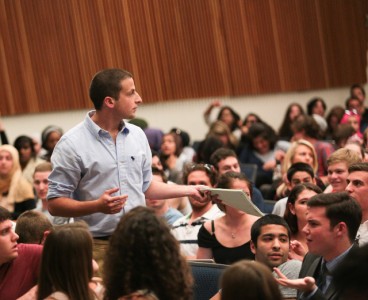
top-left (333, 244), bottom-right (368, 298)
top-left (242, 113), bottom-right (264, 127)
top-left (221, 260), bottom-right (282, 300)
top-left (292, 115), bottom-right (321, 139)
top-left (286, 162), bottom-right (315, 182)
top-left (217, 106), bottom-right (241, 132)
top-left (89, 68), bottom-right (132, 110)
top-left (350, 84), bottom-right (366, 97)
top-left (103, 207), bottom-right (193, 300)
top-left (284, 183), bottom-right (322, 234)
top-left (345, 96), bottom-right (361, 110)
top-left (348, 162), bottom-right (368, 173)
top-left (278, 103), bottom-right (305, 139)
top-left (308, 192), bottom-right (362, 242)
top-left (13, 135), bottom-right (37, 159)
top-left (0, 207), bottom-right (11, 223)
top-left (15, 211), bottom-right (53, 244)
top-left (37, 222), bottom-right (94, 300)
top-left (196, 136), bottom-right (224, 164)
top-left (251, 215), bottom-right (291, 247)
top-left (183, 163), bottom-right (217, 186)
top-left (209, 148), bottom-right (237, 170)
top-left (248, 123), bottom-right (278, 150)
top-left (170, 128), bottom-right (190, 147)
top-left (217, 172), bottom-right (253, 198)
top-left (151, 167), bottom-right (168, 183)
top-left (307, 98), bottom-right (327, 116)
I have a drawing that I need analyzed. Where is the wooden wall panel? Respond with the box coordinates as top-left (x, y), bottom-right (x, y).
top-left (0, 0), bottom-right (367, 115)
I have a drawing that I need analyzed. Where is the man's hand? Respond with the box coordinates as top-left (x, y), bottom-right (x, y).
top-left (273, 267), bottom-right (316, 293)
top-left (288, 240), bottom-right (307, 261)
top-left (96, 187), bottom-right (127, 214)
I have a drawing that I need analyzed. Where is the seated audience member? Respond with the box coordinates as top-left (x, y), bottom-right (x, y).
top-left (239, 112), bottom-right (265, 147)
top-left (333, 123), bottom-right (358, 148)
top-left (15, 210), bottom-right (53, 244)
top-left (33, 162), bottom-right (71, 225)
top-left (171, 163), bottom-right (223, 257)
top-left (40, 125), bottom-right (63, 162)
top-left (325, 106), bottom-right (345, 140)
top-left (274, 192), bottom-right (361, 300)
top-left (104, 206), bottom-right (193, 300)
top-left (220, 260), bottom-right (282, 300)
top-left (197, 172), bottom-right (259, 264)
top-left (206, 120), bottom-right (239, 150)
top-left (350, 84), bottom-right (368, 132)
top-left (0, 206), bottom-right (42, 299)
top-left (307, 98), bottom-right (328, 134)
top-left (273, 162), bottom-right (316, 217)
top-left (324, 148), bottom-right (361, 193)
top-left (284, 183), bottom-right (322, 260)
top-left (339, 109), bottom-right (363, 144)
top-left (144, 127), bottom-right (164, 152)
top-left (210, 147), bottom-right (265, 211)
top-left (160, 132), bottom-right (186, 184)
top-left (251, 215), bottom-right (302, 299)
top-left (170, 127), bottom-right (196, 163)
top-left (13, 135), bottom-right (45, 184)
top-left (346, 162), bottom-right (368, 246)
top-left (195, 136), bottom-right (224, 164)
top-left (0, 144), bottom-right (35, 220)
top-left (146, 168), bottom-right (183, 226)
top-left (203, 100), bottom-right (241, 139)
top-left (291, 115), bottom-right (335, 182)
top-left (37, 222), bottom-right (103, 300)
top-left (278, 103), bottom-right (305, 141)
top-left (333, 244), bottom-right (368, 300)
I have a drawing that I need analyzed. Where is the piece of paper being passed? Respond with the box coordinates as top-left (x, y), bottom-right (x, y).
top-left (202, 187), bottom-right (264, 217)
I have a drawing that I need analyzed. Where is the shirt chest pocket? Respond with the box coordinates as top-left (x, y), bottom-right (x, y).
top-left (125, 155), bottom-right (143, 184)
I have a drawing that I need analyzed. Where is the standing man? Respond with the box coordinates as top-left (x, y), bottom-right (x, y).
top-left (275, 192), bottom-right (362, 300)
top-left (171, 164), bottom-right (223, 258)
top-left (346, 162), bottom-right (368, 246)
top-left (47, 69), bottom-right (205, 264)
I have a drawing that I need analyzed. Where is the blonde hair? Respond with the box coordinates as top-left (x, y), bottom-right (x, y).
top-left (327, 148), bottom-right (362, 167)
top-left (206, 121), bottom-right (238, 148)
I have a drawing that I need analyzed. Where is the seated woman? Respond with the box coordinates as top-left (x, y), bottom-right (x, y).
top-left (37, 222), bottom-right (103, 300)
top-left (196, 172), bottom-right (259, 265)
top-left (103, 206), bottom-right (192, 300)
top-left (278, 103), bottom-right (305, 141)
top-left (40, 125), bottom-right (63, 162)
top-left (219, 260), bottom-right (282, 300)
top-left (284, 183), bottom-right (322, 260)
top-left (13, 135), bottom-right (45, 184)
top-left (0, 145), bottom-right (35, 220)
top-left (339, 109), bottom-right (363, 145)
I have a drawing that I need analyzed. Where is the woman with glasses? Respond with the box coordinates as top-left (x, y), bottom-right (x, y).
top-left (196, 172), bottom-right (259, 265)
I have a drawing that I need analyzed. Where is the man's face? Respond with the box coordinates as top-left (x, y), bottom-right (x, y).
top-left (287, 171), bottom-right (314, 190)
top-left (251, 224), bottom-right (289, 269)
top-left (303, 206), bottom-right (337, 260)
top-left (0, 220), bottom-right (19, 265)
top-left (187, 170), bottom-right (212, 209)
top-left (327, 162), bottom-right (349, 192)
top-left (114, 77), bottom-right (142, 119)
top-left (33, 171), bottom-right (51, 201)
top-left (346, 171), bottom-right (368, 213)
top-left (217, 156), bottom-right (240, 175)
top-left (146, 175), bottom-right (166, 209)
top-left (352, 87), bottom-right (365, 103)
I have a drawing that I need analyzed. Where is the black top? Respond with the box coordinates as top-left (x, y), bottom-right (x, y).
top-left (197, 220), bottom-right (254, 265)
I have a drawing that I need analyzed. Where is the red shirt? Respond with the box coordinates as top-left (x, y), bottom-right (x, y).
top-left (0, 243), bottom-right (42, 300)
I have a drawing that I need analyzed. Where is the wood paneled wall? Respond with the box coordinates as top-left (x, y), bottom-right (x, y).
top-left (0, 0), bottom-right (367, 115)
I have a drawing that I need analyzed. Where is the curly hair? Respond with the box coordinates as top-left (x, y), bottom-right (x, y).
top-left (103, 207), bottom-right (193, 300)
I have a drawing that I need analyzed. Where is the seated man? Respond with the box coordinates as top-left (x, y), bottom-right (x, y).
top-left (251, 214), bottom-right (302, 299)
top-left (146, 168), bottom-right (183, 226)
top-left (15, 210), bottom-right (53, 244)
top-left (171, 164), bottom-right (223, 258)
top-left (0, 207), bottom-right (43, 299)
top-left (272, 163), bottom-right (316, 217)
top-left (275, 192), bottom-right (362, 300)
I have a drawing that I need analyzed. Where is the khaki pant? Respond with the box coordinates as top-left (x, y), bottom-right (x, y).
top-left (93, 238), bottom-right (109, 277)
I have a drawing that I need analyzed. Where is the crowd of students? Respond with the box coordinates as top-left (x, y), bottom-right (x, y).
top-left (1, 71), bottom-right (368, 299)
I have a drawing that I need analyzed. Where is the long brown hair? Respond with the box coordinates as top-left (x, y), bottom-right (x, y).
top-left (37, 222), bottom-right (94, 300)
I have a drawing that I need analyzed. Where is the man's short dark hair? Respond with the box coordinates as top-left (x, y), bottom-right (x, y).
top-left (251, 214), bottom-right (291, 247)
top-left (183, 163), bottom-right (217, 186)
top-left (350, 83), bottom-right (366, 97)
top-left (286, 162), bottom-right (315, 182)
top-left (348, 162), bottom-right (368, 173)
top-left (308, 192), bottom-right (362, 243)
top-left (89, 69), bottom-right (132, 110)
top-left (152, 167), bottom-right (168, 184)
top-left (209, 148), bottom-right (237, 170)
top-left (0, 207), bottom-right (11, 223)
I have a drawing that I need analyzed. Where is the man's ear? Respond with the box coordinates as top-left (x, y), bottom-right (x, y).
top-left (250, 240), bottom-right (256, 255)
top-left (104, 96), bottom-right (115, 108)
top-left (41, 230), bottom-right (51, 245)
top-left (334, 222), bottom-right (348, 238)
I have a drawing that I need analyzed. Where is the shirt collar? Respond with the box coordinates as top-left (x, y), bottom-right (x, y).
top-left (324, 244), bottom-right (353, 273)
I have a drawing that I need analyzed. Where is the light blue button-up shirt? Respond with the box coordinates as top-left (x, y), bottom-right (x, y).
top-left (47, 111), bottom-right (152, 236)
